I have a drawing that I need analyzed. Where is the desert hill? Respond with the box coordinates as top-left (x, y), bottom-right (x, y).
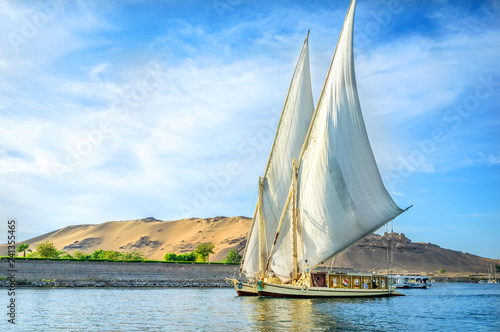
top-left (2, 216), bottom-right (250, 262)
top-left (1, 216), bottom-right (495, 276)
top-left (331, 232), bottom-right (495, 276)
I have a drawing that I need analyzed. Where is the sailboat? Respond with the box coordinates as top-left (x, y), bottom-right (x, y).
top-left (227, 16), bottom-right (315, 296)
top-left (229, 0), bottom-right (410, 298)
top-left (487, 264), bottom-right (497, 283)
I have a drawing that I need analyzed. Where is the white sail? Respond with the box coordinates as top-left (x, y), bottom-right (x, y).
top-left (241, 35), bottom-right (315, 278)
top-left (270, 0), bottom-right (404, 280)
top-left (267, 202), bottom-right (293, 279)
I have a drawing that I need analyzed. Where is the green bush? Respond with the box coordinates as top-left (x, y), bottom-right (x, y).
top-left (86, 249), bottom-right (147, 261)
top-left (91, 249), bottom-right (104, 259)
top-left (163, 252), bottom-right (196, 262)
top-left (176, 252), bottom-right (196, 261)
top-left (36, 241), bottom-right (59, 258)
top-left (121, 251), bottom-right (145, 260)
top-left (193, 243), bottom-right (215, 262)
top-left (73, 250), bottom-right (91, 260)
top-left (222, 249), bottom-right (242, 264)
top-left (164, 253), bottom-right (177, 261)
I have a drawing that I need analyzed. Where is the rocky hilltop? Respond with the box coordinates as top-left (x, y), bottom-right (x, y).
top-left (0, 216), bottom-right (495, 276)
top-left (331, 232), bottom-right (494, 276)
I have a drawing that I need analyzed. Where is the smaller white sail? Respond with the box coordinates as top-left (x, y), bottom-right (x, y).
top-left (241, 34), bottom-right (315, 278)
top-left (241, 217), bottom-right (260, 278)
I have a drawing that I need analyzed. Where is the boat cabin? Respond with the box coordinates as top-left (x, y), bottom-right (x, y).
top-left (312, 272), bottom-right (389, 290)
top-left (391, 275), bottom-right (431, 289)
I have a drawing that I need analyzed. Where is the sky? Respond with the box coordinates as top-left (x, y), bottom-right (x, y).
top-left (0, 0), bottom-right (499, 259)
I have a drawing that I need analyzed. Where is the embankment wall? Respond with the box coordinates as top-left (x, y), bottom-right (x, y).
top-left (0, 259), bottom-right (245, 287)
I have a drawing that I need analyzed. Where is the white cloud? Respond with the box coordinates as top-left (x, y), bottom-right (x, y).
top-left (0, 0), bottom-right (499, 245)
top-left (456, 213), bottom-right (496, 218)
top-left (358, 28), bottom-right (500, 179)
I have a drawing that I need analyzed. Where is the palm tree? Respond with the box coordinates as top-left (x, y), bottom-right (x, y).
top-left (16, 243), bottom-right (31, 257)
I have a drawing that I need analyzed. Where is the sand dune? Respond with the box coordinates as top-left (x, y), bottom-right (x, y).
top-left (1, 216), bottom-right (495, 276)
top-left (2, 216), bottom-right (250, 262)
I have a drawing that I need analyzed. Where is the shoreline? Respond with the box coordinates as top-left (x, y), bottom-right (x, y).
top-left (0, 259), bottom-right (244, 288)
top-left (0, 279), bottom-right (233, 288)
top-left (0, 279), bottom-right (490, 288)
top-left (1, 259), bottom-right (491, 288)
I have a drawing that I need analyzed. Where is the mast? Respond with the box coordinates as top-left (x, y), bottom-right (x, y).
top-left (265, 186), bottom-right (293, 271)
top-left (292, 158), bottom-right (299, 280)
top-left (258, 176), bottom-right (266, 279)
top-left (239, 192), bottom-right (260, 273)
top-left (263, 158), bottom-right (301, 281)
top-left (495, 257), bottom-right (498, 281)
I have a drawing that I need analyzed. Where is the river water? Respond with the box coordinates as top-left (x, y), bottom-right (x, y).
top-left (1, 283), bottom-right (499, 331)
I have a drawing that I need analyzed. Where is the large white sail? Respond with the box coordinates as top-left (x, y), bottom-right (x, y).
top-left (241, 35), bottom-right (315, 278)
top-left (270, 0), bottom-right (404, 279)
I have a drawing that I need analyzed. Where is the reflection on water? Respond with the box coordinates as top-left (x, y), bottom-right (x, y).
top-left (238, 284), bottom-right (500, 331)
top-left (1, 284), bottom-right (499, 331)
top-left (255, 298), bottom-right (317, 331)
top-left (250, 296), bottom-right (396, 331)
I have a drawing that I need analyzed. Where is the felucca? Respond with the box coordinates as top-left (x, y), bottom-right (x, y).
top-left (230, 0), bottom-right (410, 298)
top-left (228, 16), bottom-right (315, 297)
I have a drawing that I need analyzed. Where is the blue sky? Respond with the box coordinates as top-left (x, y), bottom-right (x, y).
top-left (1, 0), bottom-right (499, 259)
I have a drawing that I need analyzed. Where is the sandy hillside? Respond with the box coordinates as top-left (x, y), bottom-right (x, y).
top-left (0, 216), bottom-right (495, 276)
top-left (1, 216), bottom-right (250, 262)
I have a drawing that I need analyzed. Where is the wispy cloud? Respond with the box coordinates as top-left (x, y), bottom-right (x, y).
top-left (456, 213), bottom-right (496, 218)
top-left (0, 1), bottom-right (499, 259)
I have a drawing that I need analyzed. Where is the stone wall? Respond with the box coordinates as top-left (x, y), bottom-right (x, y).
top-left (0, 259), bottom-right (245, 287)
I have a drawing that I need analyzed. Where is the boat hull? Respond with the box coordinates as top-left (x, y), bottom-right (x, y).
top-left (258, 282), bottom-right (404, 298)
top-left (226, 278), bottom-right (258, 296)
top-left (396, 285), bottom-right (427, 289)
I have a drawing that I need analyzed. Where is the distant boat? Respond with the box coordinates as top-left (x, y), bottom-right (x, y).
top-left (231, 0), bottom-right (410, 298)
top-left (487, 264), bottom-right (497, 283)
top-left (391, 275), bottom-right (432, 289)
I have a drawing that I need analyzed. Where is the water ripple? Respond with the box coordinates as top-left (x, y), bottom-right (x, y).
top-left (0, 284), bottom-right (499, 331)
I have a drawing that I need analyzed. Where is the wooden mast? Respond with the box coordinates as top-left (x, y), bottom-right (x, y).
top-left (292, 158), bottom-right (299, 280)
top-left (265, 185), bottom-right (293, 271)
top-left (258, 176), bottom-right (266, 279)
